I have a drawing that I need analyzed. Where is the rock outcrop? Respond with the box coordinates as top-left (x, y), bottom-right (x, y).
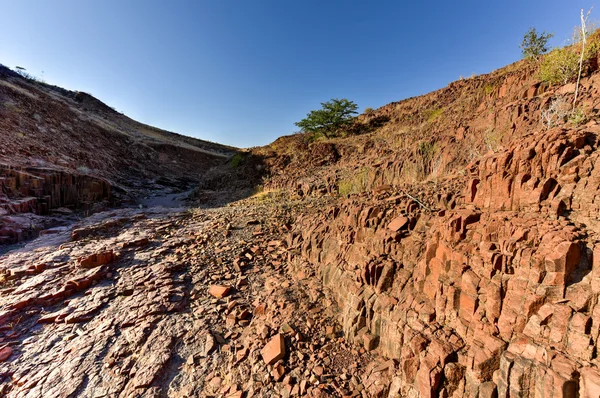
top-left (0, 63), bottom-right (236, 201)
top-left (0, 164), bottom-right (111, 214)
top-left (0, 164), bottom-right (111, 244)
top-left (287, 123), bottom-right (600, 396)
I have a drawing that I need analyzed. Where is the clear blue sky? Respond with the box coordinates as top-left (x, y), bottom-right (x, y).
top-left (0, 0), bottom-right (595, 148)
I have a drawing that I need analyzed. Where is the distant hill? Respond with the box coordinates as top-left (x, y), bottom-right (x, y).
top-left (0, 64), bottom-right (236, 200)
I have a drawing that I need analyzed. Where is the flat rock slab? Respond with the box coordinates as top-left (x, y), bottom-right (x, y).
top-left (387, 215), bottom-right (408, 231)
top-left (79, 250), bottom-right (115, 268)
top-left (261, 333), bottom-right (286, 365)
top-left (208, 284), bottom-right (231, 298)
top-left (0, 347), bottom-right (12, 362)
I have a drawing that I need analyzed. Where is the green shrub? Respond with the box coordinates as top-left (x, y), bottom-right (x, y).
top-left (338, 180), bottom-right (354, 196)
top-left (364, 107), bottom-right (374, 114)
top-left (305, 131), bottom-right (326, 143)
top-left (229, 153), bottom-right (245, 168)
top-left (539, 47), bottom-right (580, 84)
top-left (418, 141), bottom-right (437, 162)
top-left (426, 108), bottom-right (443, 122)
top-left (520, 28), bottom-right (554, 59)
top-left (585, 36), bottom-right (600, 60)
top-left (337, 168), bottom-right (370, 196)
top-left (483, 84), bottom-right (495, 95)
top-left (569, 107), bottom-right (587, 126)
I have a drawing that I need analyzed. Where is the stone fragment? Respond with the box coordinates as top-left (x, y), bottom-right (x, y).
top-left (262, 334), bottom-right (286, 365)
top-left (235, 347), bottom-right (249, 364)
top-left (363, 333), bottom-right (379, 351)
top-left (79, 250), bottom-right (115, 268)
top-left (121, 237), bottom-right (149, 248)
top-left (272, 363), bottom-right (285, 381)
top-left (209, 285), bottom-right (232, 298)
top-left (0, 346), bottom-right (12, 362)
top-left (186, 354), bottom-right (196, 366)
top-left (387, 215), bottom-right (409, 232)
top-left (201, 333), bottom-right (217, 357)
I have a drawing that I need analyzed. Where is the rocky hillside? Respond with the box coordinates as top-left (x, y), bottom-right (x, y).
top-left (239, 41), bottom-right (600, 396)
top-left (0, 65), bottom-right (236, 244)
top-left (2, 39), bottom-right (600, 398)
top-left (250, 51), bottom-right (598, 201)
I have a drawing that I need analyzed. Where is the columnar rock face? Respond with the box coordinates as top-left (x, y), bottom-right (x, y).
top-left (288, 125), bottom-right (600, 397)
top-left (0, 164), bottom-right (111, 244)
top-left (0, 164), bottom-right (111, 215)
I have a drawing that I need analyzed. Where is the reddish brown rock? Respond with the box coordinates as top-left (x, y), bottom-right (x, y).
top-left (261, 334), bottom-right (286, 365)
top-left (272, 363), bottom-right (285, 381)
top-left (79, 251), bottom-right (115, 269)
top-left (363, 333), bottom-right (378, 351)
top-left (387, 215), bottom-right (408, 231)
top-left (0, 346), bottom-right (12, 362)
top-left (208, 285), bottom-right (231, 298)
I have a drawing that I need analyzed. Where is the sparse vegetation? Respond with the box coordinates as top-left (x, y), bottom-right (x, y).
top-left (229, 153), bottom-right (245, 168)
top-left (540, 98), bottom-right (588, 129)
top-left (483, 128), bottom-right (503, 152)
top-left (520, 27), bottom-right (553, 60)
top-left (418, 141), bottom-right (437, 163)
top-left (337, 167), bottom-right (370, 196)
top-left (295, 98), bottom-right (358, 139)
top-left (538, 25), bottom-right (600, 87)
top-left (426, 108), bottom-right (443, 122)
top-left (574, 8), bottom-right (596, 109)
top-left (541, 96), bottom-right (572, 129)
top-left (402, 141), bottom-right (441, 182)
top-left (337, 179), bottom-right (354, 196)
top-left (483, 84), bottom-right (496, 95)
top-left (569, 107), bottom-right (587, 126)
top-left (305, 131), bottom-right (326, 144)
top-left (13, 66), bottom-right (45, 83)
top-left (586, 37), bottom-right (600, 60)
top-left (539, 47), bottom-right (580, 84)
top-left (250, 188), bottom-right (287, 203)
top-left (364, 107), bottom-right (374, 114)
top-left (570, 13), bottom-right (597, 44)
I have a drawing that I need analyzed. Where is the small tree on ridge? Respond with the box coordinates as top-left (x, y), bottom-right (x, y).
top-left (520, 27), bottom-right (554, 59)
top-left (295, 98), bottom-right (358, 138)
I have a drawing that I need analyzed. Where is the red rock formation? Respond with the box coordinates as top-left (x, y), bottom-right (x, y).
top-left (288, 123), bottom-right (600, 396)
top-left (0, 164), bottom-right (111, 214)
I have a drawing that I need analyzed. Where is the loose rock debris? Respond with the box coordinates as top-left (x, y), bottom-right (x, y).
top-left (0, 202), bottom-right (376, 397)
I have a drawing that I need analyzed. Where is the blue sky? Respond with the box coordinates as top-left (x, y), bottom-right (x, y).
top-left (0, 0), bottom-right (595, 148)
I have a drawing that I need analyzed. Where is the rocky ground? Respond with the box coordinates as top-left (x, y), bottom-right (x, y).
top-left (0, 195), bottom-right (400, 398)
